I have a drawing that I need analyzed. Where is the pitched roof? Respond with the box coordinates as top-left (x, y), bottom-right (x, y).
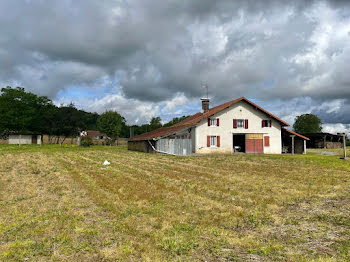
top-left (129, 125), bottom-right (191, 141)
top-left (282, 128), bottom-right (310, 140)
top-left (86, 130), bottom-right (106, 138)
top-left (130, 97), bottom-right (290, 141)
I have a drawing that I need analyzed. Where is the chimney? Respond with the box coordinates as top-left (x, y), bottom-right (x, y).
top-left (201, 98), bottom-right (210, 113)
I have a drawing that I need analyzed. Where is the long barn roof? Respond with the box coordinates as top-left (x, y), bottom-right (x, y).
top-left (130, 97), bottom-right (290, 141)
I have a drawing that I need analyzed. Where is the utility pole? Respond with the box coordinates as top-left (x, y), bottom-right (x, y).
top-left (130, 127), bottom-right (134, 138)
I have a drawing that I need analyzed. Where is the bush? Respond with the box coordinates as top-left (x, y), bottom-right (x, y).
top-left (80, 136), bottom-right (93, 147)
top-left (103, 138), bottom-right (113, 146)
top-left (347, 139), bottom-right (350, 147)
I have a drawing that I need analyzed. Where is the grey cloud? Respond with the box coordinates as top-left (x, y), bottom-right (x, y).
top-left (312, 99), bottom-right (350, 124)
top-left (0, 0), bottom-right (350, 125)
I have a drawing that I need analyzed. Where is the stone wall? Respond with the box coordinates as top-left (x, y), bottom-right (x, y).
top-left (325, 142), bottom-right (342, 149)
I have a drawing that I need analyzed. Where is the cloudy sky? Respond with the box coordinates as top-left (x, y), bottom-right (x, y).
top-left (1, 0), bottom-right (350, 132)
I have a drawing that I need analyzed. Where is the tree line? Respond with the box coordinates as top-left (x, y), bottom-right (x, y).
top-left (0, 87), bottom-right (188, 143)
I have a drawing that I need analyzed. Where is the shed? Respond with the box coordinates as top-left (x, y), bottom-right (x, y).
top-left (301, 133), bottom-right (344, 149)
top-left (9, 134), bottom-right (42, 145)
top-left (282, 129), bottom-right (310, 154)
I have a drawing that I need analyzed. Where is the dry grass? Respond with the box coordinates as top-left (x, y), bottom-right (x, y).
top-left (308, 147), bottom-right (350, 157)
top-left (0, 145), bottom-right (349, 261)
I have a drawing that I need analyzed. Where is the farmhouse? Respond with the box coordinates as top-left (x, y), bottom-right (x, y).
top-left (85, 130), bottom-right (108, 140)
top-left (128, 97), bottom-right (309, 155)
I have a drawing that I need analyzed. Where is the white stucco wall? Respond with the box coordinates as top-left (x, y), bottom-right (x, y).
top-left (9, 135), bottom-right (32, 144)
top-left (194, 101), bottom-right (283, 154)
top-left (8, 135), bottom-right (42, 145)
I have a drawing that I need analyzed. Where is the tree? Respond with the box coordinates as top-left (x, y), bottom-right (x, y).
top-left (53, 104), bottom-right (83, 144)
top-left (293, 114), bottom-right (322, 133)
top-left (97, 111), bottom-right (124, 145)
top-left (0, 86), bottom-right (52, 135)
top-left (149, 116), bottom-right (162, 131)
top-left (163, 116), bottom-right (189, 127)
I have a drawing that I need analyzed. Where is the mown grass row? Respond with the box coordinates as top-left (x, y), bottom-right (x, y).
top-left (0, 145), bottom-right (349, 261)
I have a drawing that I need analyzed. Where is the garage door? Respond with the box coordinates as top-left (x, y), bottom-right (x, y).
top-left (245, 134), bottom-right (263, 154)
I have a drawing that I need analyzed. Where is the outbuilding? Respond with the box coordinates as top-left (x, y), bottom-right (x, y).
top-left (302, 132), bottom-right (344, 149)
top-left (282, 128), bottom-right (310, 154)
top-left (9, 134), bottom-right (42, 145)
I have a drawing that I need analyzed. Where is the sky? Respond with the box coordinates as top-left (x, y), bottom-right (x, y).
top-left (0, 0), bottom-right (350, 133)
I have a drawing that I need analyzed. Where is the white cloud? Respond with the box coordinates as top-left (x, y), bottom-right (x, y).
top-left (323, 123), bottom-right (350, 135)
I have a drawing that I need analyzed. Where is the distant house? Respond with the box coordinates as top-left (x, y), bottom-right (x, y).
top-left (9, 134), bottom-right (42, 145)
top-left (128, 97), bottom-right (309, 155)
top-left (85, 130), bottom-right (108, 140)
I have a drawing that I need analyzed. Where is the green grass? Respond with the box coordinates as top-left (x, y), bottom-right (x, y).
top-left (0, 145), bottom-right (349, 261)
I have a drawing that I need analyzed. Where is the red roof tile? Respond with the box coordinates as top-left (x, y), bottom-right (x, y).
top-left (130, 97), bottom-right (290, 141)
top-left (86, 130), bottom-right (106, 138)
top-left (129, 125), bottom-right (191, 141)
top-left (282, 128), bottom-right (310, 140)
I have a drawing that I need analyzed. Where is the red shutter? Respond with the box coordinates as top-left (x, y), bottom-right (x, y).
top-left (264, 136), bottom-right (270, 147)
top-left (207, 136), bottom-right (210, 147)
top-left (269, 120), bottom-right (272, 127)
top-left (217, 118), bottom-right (219, 126)
top-left (262, 120), bottom-right (265, 128)
top-left (217, 136), bottom-right (220, 147)
top-left (245, 119), bottom-right (248, 129)
top-left (233, 119), bottom-right (237, 129)
top-left (208, 118), bottom-right (210, 126)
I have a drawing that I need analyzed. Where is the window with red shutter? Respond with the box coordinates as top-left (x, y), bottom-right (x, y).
top-left (262, 120), bottom-right (272, 128)
top-left (207, 136), bottom-right (210, 147)
top-left (264, 136), bottom-right (270, 147)
top-left (233, 119), bottom-right (237, 128)
top-left (217, 118), bottom-right (219, 126)
top-left (208, 118), bottom-right (210, 126)
top-left (245, 119), bottom-right (248, 129)
top-left (217, 136), bottom-right (220, 147)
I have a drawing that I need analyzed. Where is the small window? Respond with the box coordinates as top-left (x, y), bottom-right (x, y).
top-left (210, 136), bottom-right (217, 146)
top-left (262, 120), bottom-right (272, 128)
top-left (237, 119), bottom-right (244, 128)
top-left (210, 119), bottom-right (217, 126)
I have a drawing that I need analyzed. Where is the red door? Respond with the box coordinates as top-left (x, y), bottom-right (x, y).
top-left (245, 134), bottom-right (263, 154)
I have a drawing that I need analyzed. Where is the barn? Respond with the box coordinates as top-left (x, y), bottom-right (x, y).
top-left (302, 132), bottom-right (344, 149)
top-left (128, 97), bottom-right (309, 155)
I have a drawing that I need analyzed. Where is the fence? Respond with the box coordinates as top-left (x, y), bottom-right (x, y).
top-left (156, 139), bottom-right (192, 155)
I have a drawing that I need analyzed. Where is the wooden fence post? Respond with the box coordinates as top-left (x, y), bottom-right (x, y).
top-left (343, 134), bottom-right (347, 159)
top-left (291, 135), bottom-right (295, 156)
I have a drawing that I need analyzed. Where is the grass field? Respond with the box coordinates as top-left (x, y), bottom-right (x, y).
top-left (0, 145), bottom-right (349, 261)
